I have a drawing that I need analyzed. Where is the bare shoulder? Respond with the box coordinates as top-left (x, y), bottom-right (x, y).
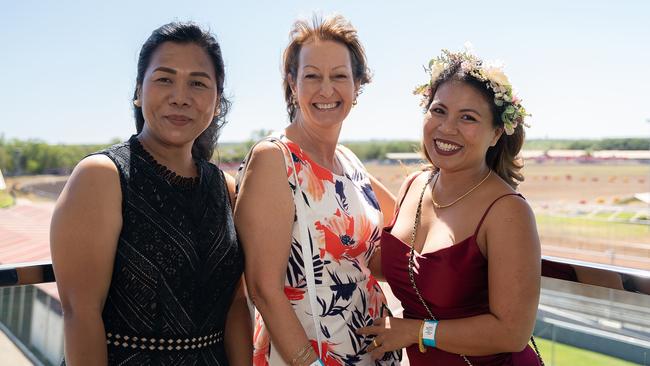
top-left (397, 169), bottom-right (430, 202)
top-left (486, 192), bottom-right (535, 228)
top-left (481, 189), bottom-right (539, 257)
top-left (63, 154), bottom-right (121, 201)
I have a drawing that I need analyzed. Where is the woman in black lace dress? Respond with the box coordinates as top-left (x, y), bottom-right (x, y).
top-left (50, 22), bottom-right (251, 365)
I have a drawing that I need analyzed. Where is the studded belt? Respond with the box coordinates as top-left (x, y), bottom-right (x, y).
top-left (106, 330), bottom-right (224, 351)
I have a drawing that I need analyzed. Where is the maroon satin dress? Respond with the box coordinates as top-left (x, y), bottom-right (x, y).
top-left (381, 177), bottom-right (541, 365)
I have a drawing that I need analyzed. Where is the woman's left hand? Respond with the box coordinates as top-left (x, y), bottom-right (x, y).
top-left (356, 316), bottom-right (421, 359)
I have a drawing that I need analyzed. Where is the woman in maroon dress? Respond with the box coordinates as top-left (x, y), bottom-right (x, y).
top-left (358, 49), bottom-right (543, 365)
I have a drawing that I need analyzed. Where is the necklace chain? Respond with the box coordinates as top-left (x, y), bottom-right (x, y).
top-left (431, 170), bottom-right (491, 209)
top-left (408, 171), bottom-right (473, 365)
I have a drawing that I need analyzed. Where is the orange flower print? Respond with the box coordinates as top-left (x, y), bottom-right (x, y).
top-left (365, 275), bottom-right (385, 319)
top-left (286, 141), bottom-right (334, 202)
top-left (284, 285), bottom-right (305, 301)
top-left (253, 313), bottom-right (270, 366)
top-left (310, 339), bottom-right (341, 366)
top-left (315, 210), bottom-right (371, 262)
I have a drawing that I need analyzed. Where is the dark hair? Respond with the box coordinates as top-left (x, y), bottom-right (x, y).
top-left (422, 62), bottom-right (525, 189)
top-left (282, 14), bottom-right (371, 122)
top-left (133, 22), bottom-right (231, 161)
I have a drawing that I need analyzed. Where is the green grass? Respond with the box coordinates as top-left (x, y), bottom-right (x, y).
top-left (534, 337), bottom-right (640, 366)
top-left (0, 190), bottom-right (14, 208)
top-left (536, 213), bottom-right (650, 241)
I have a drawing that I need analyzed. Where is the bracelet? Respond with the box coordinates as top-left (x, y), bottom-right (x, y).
top-left (307, 359), bottom-right (324, 366)
top-left (418, 320), bottom-right (427, 353)
top-left (290, 343), bottom-right (313, 365)
top-left (422, 320), bottom-right (439, 348)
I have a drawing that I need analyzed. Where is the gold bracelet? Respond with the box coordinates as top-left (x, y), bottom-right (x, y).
top-left (418, 320), bottom-right (427, 353)
top-left (290, 343), bottom-right (312, 365)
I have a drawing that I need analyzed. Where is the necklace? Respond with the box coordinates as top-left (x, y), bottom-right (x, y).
top-left (431, 170), bottom-right (491, 209)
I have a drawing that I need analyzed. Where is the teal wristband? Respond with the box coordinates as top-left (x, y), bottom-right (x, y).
top-left (422, 320), bottom-right (438, 348)
top-left (308, 359), bottom-right (324, 366)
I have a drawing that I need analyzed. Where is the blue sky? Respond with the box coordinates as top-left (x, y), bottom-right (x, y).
top-left (1, 0), bottom-right (648, 144)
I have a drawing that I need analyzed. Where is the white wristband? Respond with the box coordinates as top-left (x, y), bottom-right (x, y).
top-left (422, 320), bottom-right (438, 348)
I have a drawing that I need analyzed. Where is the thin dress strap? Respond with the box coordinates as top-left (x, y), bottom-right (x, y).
top-left (473, 193), bottom-right (524, 237)
top-left (387, 171), bottom-right (428, 228)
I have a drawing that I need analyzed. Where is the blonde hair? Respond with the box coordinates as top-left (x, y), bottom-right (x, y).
top-left (282, 14), bottom-right (371, 122)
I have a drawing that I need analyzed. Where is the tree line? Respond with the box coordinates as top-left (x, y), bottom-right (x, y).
top-left (0, 134), bottom-right (647, 176)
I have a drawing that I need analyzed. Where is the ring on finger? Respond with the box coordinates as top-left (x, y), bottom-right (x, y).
top-left (372, 339), bottom-right (379, 348)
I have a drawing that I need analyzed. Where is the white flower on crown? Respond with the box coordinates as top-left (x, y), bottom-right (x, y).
top-left (429, 61), bottom-right (446, 82)
top-left (483, 61), bottom-right (510, 88)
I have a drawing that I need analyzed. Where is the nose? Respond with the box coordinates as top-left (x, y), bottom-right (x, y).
top-left (438, 115), bottom-right (457, 134)
top-left (319, 79), bottom-right (334, 98)
top-left (169, 83), bottom-right (191, 108)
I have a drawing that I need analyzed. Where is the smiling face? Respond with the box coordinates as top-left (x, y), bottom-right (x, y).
top-left (137, 42), bottom-right (219, 148)
top-left (423, 80), bottom-right (503, 173)
top-left (289, 39), bottom-right (359, 128)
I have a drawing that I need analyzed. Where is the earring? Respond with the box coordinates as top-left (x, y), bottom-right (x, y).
top-left (352, 99), bottom-right (358, 106)
top-left (214, 107), bottom-right (221, 117)
top-left (133, 99), bottom-right (141, 107)
top-left (291, 94), bottom-right (298, 108)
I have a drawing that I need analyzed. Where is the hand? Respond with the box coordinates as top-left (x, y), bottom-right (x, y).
top-left (356, 316), bottom-right (421, 360)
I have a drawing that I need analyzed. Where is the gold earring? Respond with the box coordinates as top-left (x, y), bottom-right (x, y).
top-left (291, 94), bottom-right (298, 108)
top-left (133, 99), bottom-right (141, 107)
top-left (352, 99), bottom-right (358, 106)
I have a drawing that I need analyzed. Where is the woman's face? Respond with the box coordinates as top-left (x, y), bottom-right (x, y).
top-left (138, 42), bottom-right (219, 148)
top-left (423, 80), bottom-right (502, 172)
top-left (290, 39), bottom-right (359, 129)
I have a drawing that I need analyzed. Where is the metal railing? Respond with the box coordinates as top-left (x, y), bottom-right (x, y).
top-left (1, 257), bottom-right (649, 365)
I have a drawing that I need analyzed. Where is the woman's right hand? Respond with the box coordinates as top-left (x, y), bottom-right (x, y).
top-left (234, 141), bottom-right (316, 364)
top-left (50, 155), bottom-right (123, 365)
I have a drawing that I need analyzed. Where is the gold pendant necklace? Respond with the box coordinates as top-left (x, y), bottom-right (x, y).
top-left (431, 170), bottom-right (491, 209)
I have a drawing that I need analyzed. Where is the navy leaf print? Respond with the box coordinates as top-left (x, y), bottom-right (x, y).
top-left (335, 180), bottom-right (349, 213)
top-left (361, 183), bottom-right (381, 211)
top-left (329, 270), bottom-right (357, 301)
top-left (321, 323), bottom-right (331, 339)
top-left (286, 239), bottom-right (304, 287)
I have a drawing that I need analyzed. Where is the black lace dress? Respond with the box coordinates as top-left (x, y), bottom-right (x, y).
top-left (67, 136), bottom-right (244, 365)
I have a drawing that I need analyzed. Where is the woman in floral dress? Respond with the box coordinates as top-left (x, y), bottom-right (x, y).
top-left (235, 14), bottom-right (400, 366)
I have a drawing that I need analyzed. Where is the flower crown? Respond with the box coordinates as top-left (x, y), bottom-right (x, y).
top-left (413, 48), bottom-right (530, 135)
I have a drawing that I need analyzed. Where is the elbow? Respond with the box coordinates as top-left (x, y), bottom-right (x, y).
top-left (246, 280), bottom-right (283, 312)
top-left (498, 326), bottom-right (533, 353)
top-left (504, 336), bottom-right (531, 353)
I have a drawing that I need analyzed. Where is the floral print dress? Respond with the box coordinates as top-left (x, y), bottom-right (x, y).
top-left (237, 135), bottom-right (400, 366)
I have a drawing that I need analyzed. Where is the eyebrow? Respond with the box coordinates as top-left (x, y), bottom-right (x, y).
top-left (303, 64), bottom-right (349, 70)
top-left (432, 101), bottom-right (482, 117)
top-left (460, 108), bottom-right (482, 117)
top-left (152, 67), bottom-right (212, 80)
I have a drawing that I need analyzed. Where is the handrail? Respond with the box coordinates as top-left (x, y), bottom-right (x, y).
top-left (0, 260), bottom-right (55, 287)
top-left (1, 256), bottom-right (649, 294)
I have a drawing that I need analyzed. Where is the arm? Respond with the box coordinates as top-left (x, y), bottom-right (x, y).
top-left (223, 171), bottom-right (237, 210)
top-left (223, 172), bottom-right (254, 365)
top-left (50, 155), bottom-right (122, 366)
top-left (225, 277), bottom-right (253, 365)
top-left (368, 174), bottom-right (396, 228)
top-left (234, 142), bottom-right (318, 365)
top-left (360, 195), bottom-right (541, 357)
